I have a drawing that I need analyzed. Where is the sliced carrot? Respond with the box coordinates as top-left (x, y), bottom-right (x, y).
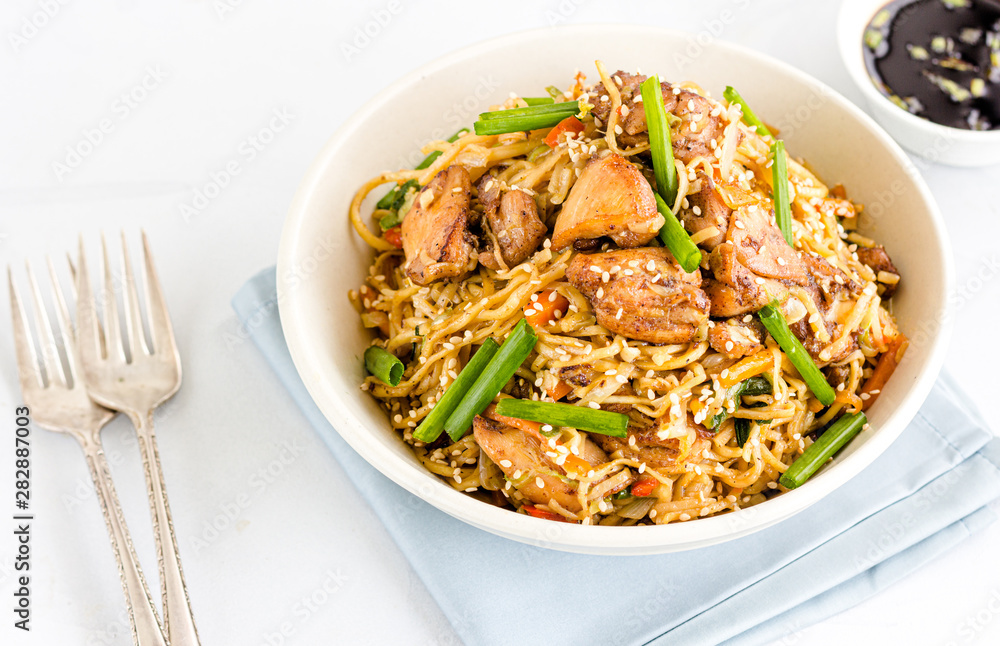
top-left (718, 352), bottom-right (773, 388)
top-left (860, 334), bottom-right (907, 410)
top-left (547, 379), bottom-right (573, 401)
top-left (522, 504), bottom-right (576, 523)
top-left (543, 116), bottom-right (585, 148)
top-left (384, 226), bottom-right (403, 249)
top-left (630, 474), bottom-right (658, 498)
top-left (524, 289), bottom-right (570, 328)
top-left (483, 404), bottom-right (592, 477)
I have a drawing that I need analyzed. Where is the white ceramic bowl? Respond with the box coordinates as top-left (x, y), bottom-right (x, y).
top-left (278, 24), bottom-right (953, 554)
top-left (838, 0), bottom-right (1000, 167)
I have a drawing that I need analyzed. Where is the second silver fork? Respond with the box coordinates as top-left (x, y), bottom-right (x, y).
top-left (76, 233), bottom-right (200, 646)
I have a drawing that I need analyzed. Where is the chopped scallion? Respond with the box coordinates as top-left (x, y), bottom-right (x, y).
top-left (640, 75), bottom-right (679, 207)
top-left (443, 319), bottom-right (537, 441)
top-left (771, 140), bottom-right (794, 246)
top-left (779, 412), bottom-right (867, 489)
top-left (473, 102), bottom-right (581, 136)
top-left (655, 194), bottom-right (702, 274)
top-left (364, 346), bottom-right (404, 387)
top-left (494, 399), bottom-right (629, 438)
top-left (412, 338), bottom-right (499, 443)
top-left (523, 97), bottom-right (555, 106)
top-left (758, 303), bottom-right (835, 405)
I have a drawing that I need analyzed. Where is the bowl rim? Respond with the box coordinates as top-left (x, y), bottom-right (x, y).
top-left (277, 23), bottom-right (954, 553)
top-left (837, 0), bottom-right (1000, 142)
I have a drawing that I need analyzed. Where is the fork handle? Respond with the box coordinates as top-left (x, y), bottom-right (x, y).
top-left (81, 437), bottom-right (168, 646)
top-left (134, 411), bottom-right (201, 646)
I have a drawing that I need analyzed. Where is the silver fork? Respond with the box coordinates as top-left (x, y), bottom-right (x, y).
top-left (76, 232), bottom-right (201, 646)
top-left (8, 259), bottom-right (167, 646)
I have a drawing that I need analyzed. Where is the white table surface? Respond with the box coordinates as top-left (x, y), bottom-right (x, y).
top-left (2, 1), bottom-right (999, 644)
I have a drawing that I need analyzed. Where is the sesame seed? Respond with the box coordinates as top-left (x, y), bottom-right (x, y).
top-left (588, 402), bottom-right (601, 409)
top-left (725, 340), bottom-right (735, 352)
top-left (615, 307), bottom-right (624, 320)
top-left (755, 277), bottom-right (765, 285)
top-left (622, 269), bottom-right (634, 276)
top-left (596, 287), bottom-right (604, 298)
top-left (602, 271), bottom-right (610, 283)
top-left (628, 435), bottom-right (637, 447)
top-left (638, 463), bottom-right (647, 474)
top-left (679, 513), bottom-right (691, 521)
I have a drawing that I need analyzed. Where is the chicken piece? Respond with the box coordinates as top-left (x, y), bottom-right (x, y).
top-left (708, 317), bottom-right (766, 359)
top-left (566, 247), bottom-right (710, 344)
top-left (476, 175), bottom-right (547, 269)
top-left (593, 414), bottom-right (707, 469)
top-left (855, 245), bottom-right (900, 298)
top-left (472, 415), bottom-right (607, 513)
top-left (705, 243), bottom-right (789, 317)
top-left (551, 153), bottom-right (663, 251)
top-left (788, 254), bottom-right (864, 362)
top-left (400, 165), bottom-right (477, 285)
top-left (727, 204), bottom-right (807, 282)
top-left (682, 174), bottom-right (731, 250)
top-left (590, 71), bottom-right (734, 164)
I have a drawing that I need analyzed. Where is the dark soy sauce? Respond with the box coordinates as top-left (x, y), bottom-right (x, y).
top-left (863, 0), bottom-right (1000, 130)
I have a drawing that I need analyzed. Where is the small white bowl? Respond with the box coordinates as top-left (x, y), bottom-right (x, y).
top-left (278, 24), bottom-right (953, 554)
top-left (838, 0), bottom-right (1000, 167)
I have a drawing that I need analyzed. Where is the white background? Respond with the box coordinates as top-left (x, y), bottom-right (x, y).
top-left (1, 1), bottom-right (999, 644)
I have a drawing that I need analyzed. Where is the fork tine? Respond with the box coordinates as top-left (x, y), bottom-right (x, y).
top-left (8, 268), bottom-right (44, 391)
top-left (140, 231), bottom-right (176, 356)
top-left (76, 236), bottom-right (105, 368)
top-left (120, 232), bottom-right (149, 358)
top-left (48, 256), bottom-right (79, 387)
top-left (100, 233), bottom-right (125, 362)
top-left (26, 260), bottom-right (67, 388)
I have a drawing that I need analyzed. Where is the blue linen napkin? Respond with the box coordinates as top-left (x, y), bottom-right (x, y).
top-left (233, 267), bottom-right (1000, 646)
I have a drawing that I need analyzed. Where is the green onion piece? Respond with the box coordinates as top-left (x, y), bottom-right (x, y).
top-left (364, 346), bottom-right (404, 387)
top-left (477, 102), bottom-right (580, 121)
top-left (443, 319), bottom-right (537, 441)
top-left (771, 140), bottom-right (794, 246)
top-left (523, 97), bottom-right (555, 106)
top-left (494, 399), bottom-right (629, 438)
top-left (640, 75), bottom-right (679, 207)
top-left (758, 303), bottom-right (836, 405)
top-left (735, 418), bottom-right (752, 447)
top-left (655, 194), bottom-right (702, 274)
top-left (723, 86), bottom-right (773, 138)
top-left (546, 85), bottom-right (563, 99)
top-left (779, 412), bottom-right (868, 489)
top-left (412, 338), bottom-right (500, 443)
top-left (414, 128), bottom-right (470, 171)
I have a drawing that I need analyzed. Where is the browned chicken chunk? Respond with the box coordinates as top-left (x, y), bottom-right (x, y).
top-left (551, 153), bottom-right (663, 251)
top-left (472, 415), bottom-right (607, 513)
top-left (708, 317), bottom-right (766, 359)
top-left (566, 247), bottom-right (710, 344)
top-left (593, 414), bottom-right (708, 469)
top-left (855, 245), bottom-right (900, 298)
top-left (476, 175), bottom-right (547, 269)
top-left (590, 71), bottom-right (735, 164)
top-left (401, 165), bottom-right (477, 285)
